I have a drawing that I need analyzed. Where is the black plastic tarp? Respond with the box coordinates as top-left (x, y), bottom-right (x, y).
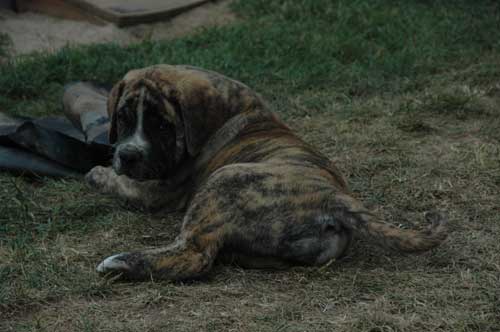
top-left (0, 82), bottom-right (112, 178)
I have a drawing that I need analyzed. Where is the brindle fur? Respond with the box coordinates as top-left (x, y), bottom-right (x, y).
top-left (86, 65), bottom-right (447, 281)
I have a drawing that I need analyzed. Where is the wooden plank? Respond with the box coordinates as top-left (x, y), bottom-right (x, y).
top-left (15, 0), bottom-right (107, 25)
top-left (65, 0), bottom-right (212, 26)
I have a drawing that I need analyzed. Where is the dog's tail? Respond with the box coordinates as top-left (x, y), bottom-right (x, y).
top-left (333, 193), bottom-right (447, 253)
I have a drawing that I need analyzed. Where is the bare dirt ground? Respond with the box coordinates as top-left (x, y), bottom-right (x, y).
top-left (0, 0), bottom-right (235, 55)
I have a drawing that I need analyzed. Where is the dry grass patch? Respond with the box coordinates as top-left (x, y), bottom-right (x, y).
top-left (2, 83), bottom-right (500, 331)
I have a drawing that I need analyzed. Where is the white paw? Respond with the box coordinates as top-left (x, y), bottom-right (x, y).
top-left (96, 253), bottom-right (130, 274)
top-left (85, 166), bottom-right (115, 192)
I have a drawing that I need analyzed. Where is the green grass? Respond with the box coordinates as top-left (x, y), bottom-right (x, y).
top-left (2, 0), bottom-right (500, 113)
top-left (1, 0), bottom-right (500, 331)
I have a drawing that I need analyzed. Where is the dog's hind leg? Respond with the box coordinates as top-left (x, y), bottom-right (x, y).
top-left (96, 226), bottom-right (225, 281)
top-left (96, 182), bottom-right (231, 281)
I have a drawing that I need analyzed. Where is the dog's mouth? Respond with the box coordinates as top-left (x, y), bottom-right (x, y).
top-left (111, 146), bottom-right (177, 182)
top-left (113, 159), bottom-right (161, 181)
top-left (114, 165), bottom-right (142, 180)
top-left (111, 150), bottom-right (148, 181)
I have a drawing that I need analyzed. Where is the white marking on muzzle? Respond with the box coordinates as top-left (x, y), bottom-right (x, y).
top-left (113, 87), bottom-right (150, 170)
top-left (129, 87), bottom-right (149, 149)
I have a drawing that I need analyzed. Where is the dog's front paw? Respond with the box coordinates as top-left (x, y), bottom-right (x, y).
top-left (85, 166), bottom-right (116, 193)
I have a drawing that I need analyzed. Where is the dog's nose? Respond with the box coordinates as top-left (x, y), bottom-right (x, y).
top-left (118, 147), bottom-right (142, 164)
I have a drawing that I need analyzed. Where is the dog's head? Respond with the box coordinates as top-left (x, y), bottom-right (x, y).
top-left (107, 65), bottom-right (264, 180)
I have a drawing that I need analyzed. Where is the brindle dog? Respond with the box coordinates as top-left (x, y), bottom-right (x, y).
top-left (86, 64), bottom-right (447, 281)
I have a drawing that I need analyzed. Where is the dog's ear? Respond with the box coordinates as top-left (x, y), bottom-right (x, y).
top-left (107, 81), bottom-right (125, 144)
top-left (169, 79), bottom-right (226, 157)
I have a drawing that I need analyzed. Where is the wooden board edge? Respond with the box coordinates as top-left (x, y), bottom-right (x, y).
top-left (65, 0), bottom-right (212, 27)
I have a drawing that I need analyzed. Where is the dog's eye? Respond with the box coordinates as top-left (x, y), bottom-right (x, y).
top-left (116, 111), bottom-right (125, 122)
top-left (117, 106), bottom-right (129, 122)
top-left (115, 106), bottom-right (136, 139)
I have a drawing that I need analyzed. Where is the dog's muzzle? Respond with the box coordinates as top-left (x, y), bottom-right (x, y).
top-left (118, 145), bottom-right (143, 165)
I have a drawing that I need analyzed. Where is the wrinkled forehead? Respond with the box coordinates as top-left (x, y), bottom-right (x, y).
top-left (118, 85), bottom-right (150, 107)
top-left (122, 65), bottom-right (223, 96)
top-left (118, 83), bottom-right (177, 124)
